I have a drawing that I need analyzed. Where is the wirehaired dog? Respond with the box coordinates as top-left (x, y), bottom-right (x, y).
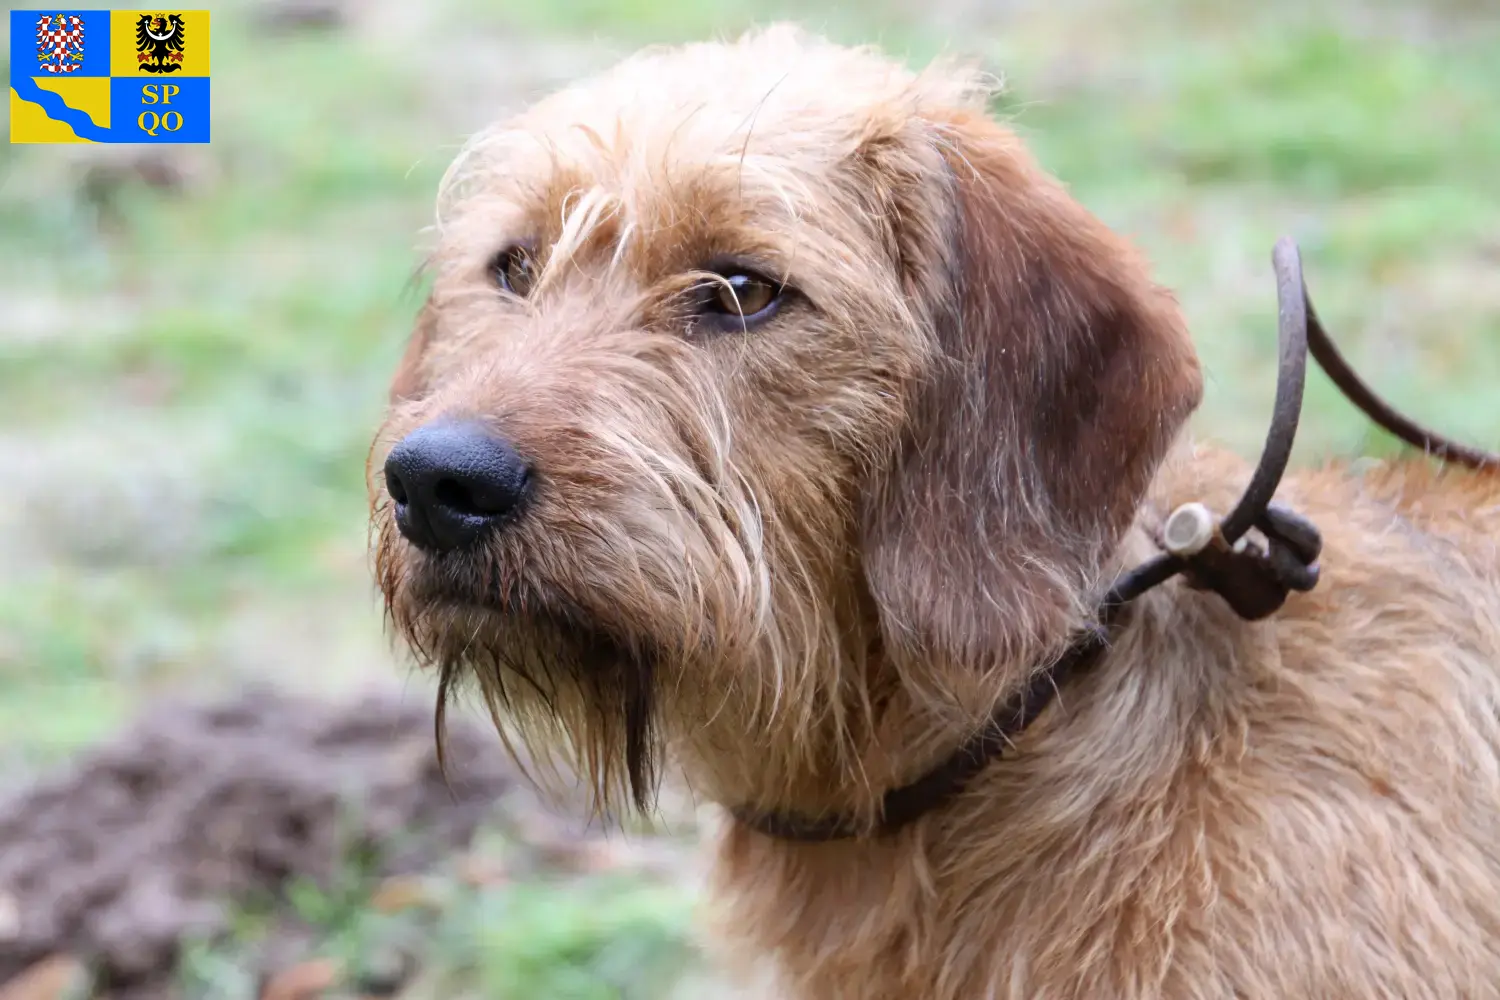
top-left (370, 26), bottom-right (1500, 999)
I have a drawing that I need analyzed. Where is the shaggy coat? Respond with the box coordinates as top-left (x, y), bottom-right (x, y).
top-left (371, 26), bottom-right (1500, 999)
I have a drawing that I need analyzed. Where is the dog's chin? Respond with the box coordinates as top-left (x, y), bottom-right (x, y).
top-left (387, 559), bottom-right (666, 815)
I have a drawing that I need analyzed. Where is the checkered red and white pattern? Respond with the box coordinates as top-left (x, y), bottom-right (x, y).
top-left (35, 14), bottom-right (86, 75)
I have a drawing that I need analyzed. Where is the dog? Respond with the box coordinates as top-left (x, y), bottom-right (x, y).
top-left (369, 25), bottom-right (1500, 999)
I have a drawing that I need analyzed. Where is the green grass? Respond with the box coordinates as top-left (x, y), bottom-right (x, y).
top-left (176, 840), bottom-right (699, 999)
top-left (2, 0), bottom-right (1498, 993)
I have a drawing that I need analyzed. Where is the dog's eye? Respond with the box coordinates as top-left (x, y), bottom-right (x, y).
top-left (712, 273), bottom-right (779, 317)
top-left (700, 270), bottom-right (784, 331)
top-left (489, 244), bottom-right (537, 297)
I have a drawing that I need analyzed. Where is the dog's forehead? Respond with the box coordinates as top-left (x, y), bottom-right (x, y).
top-left (441, 27), bottom-right (990, 230)
top-left (527, 31), bottom-right (920, 156)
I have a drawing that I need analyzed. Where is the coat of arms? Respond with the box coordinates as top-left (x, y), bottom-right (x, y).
top-left (135, 13), bottom-right (186, 74)
top-left (35, 13), bottom-right (85, 75)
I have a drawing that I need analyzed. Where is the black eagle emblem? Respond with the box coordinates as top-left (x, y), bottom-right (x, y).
top-left (135, 13), bottom-right (186, 74)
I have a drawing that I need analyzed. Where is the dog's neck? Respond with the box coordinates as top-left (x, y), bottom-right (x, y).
top-left (671, 510), bottom-right (1180, 838)
top-left (691, 424), bottom-right (1329, 841)
top-left (686, 435), bottom-right (1304, 837)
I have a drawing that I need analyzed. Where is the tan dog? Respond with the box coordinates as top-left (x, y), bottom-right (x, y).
top-left (370, 26), bottom-right (1500, 999)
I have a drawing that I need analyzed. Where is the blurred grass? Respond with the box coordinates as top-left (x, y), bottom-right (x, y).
top-left (172, 829), bottom-right (700, 999)
top-left (2, 0), bottom-right (1499, 994)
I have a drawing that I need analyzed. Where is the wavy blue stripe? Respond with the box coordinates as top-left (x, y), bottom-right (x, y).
top-left (11, 72), bottom-right (111, 141)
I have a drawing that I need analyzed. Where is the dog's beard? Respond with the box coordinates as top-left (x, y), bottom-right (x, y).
top-left (441, 608), bottom-right (661, 818)
top-left (379, 536), bottom-right (664, 817)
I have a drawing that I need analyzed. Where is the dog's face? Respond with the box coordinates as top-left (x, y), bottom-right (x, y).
top-left (370, 26), bottom-right (1202, 817)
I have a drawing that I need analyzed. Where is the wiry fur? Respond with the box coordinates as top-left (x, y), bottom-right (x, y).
top-left (370, 26), bottom-right (1500, 999)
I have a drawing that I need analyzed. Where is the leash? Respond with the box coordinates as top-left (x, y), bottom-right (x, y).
top-left (738, 236), bottom-right (1500, 843)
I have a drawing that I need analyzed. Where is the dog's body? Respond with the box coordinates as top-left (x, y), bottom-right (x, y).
top-left (371, 27), bottom-right (1500, 999)
top-left (714, 450), bottom-right (1500, 999)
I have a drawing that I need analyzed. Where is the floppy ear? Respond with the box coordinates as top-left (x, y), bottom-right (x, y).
top-left (860, 110), bottom-right (1202, 678)
top-left (389, 298), bottom-right (439, 403)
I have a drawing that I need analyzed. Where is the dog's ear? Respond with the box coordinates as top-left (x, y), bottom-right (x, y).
top-left (389, 298), bottom-right (438, 403)
top-left (860, 110), bottom-right (1202, 677)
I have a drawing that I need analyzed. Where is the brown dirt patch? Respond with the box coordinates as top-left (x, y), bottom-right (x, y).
top-left (0, 686), bottom-right (521, 998)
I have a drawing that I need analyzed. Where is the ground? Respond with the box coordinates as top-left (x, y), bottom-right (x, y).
top-left (1, 0), bottom-right (1497, 996)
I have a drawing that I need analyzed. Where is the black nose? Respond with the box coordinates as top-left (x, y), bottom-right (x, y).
top-left (383, 421), bottom-right (532, 553)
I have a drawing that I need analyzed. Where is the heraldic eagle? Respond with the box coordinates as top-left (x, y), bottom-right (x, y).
top-left (135, 14), bottom-right (186, 74)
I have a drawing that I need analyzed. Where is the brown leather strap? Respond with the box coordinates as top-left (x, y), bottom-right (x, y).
top-left (736, 623), bottom-right (1116, 842)
top-left (735, 237), bottom-right (1498, 843)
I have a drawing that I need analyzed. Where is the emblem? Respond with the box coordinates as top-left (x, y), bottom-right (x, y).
top-left (135, 13), bottom-right (186, 74)
top-left (35, 13), bottom-right (86, 75)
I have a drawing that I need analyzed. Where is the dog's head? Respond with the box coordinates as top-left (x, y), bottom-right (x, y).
top-left (370, 26), bottom-right (1202, 819)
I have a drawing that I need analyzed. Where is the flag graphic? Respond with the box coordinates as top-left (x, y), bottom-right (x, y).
top-left (10, 9), bottom-right (211, 144)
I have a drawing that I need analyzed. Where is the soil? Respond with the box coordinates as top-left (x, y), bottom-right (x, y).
top-left (0, 686), bottom-right (527, 998)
